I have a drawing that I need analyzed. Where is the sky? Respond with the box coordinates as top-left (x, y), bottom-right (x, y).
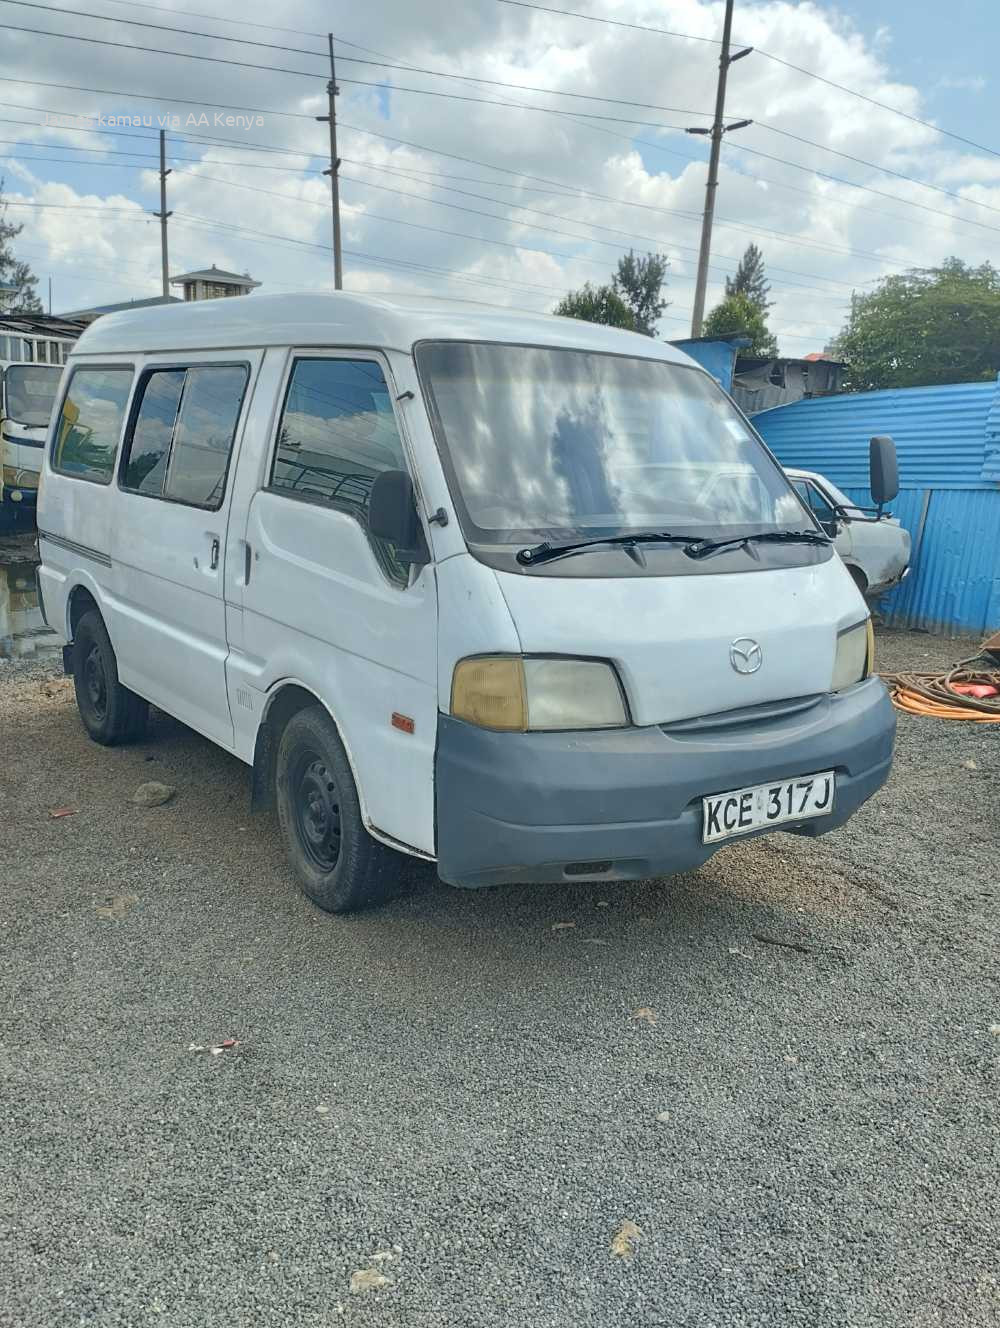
top-left (1, 0), bottom-right (999, 353)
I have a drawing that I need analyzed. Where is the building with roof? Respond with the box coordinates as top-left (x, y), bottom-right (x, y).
top-left (732, 353), bottom-right (847, 415)
top-left (62, 264), bottom-right (262, 325)
top-left (169, 265), bottom-right (261, 302)
top-left (60, 295), bottom-right (181, 326)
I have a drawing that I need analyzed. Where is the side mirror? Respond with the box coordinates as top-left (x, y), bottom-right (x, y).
top-left (368, 469), bottom-right (427, 563)
top-left (869, 435), bottom-right (898, 509)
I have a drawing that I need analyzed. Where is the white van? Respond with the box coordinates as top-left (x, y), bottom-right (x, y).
top-left (36, 294), bottom-right (895, 912)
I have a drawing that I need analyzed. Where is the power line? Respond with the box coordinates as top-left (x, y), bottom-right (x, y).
top-left (4, 44), bottom-right (998, 236)
top-left (169, 210), bottom-right (829, 341)
top-left (164, 158), bottom-right (862, 327)
top-left (81, 0), bottom-right (333, 41)
top-left (574, 107), bottom-right (1000, 232)
top-left (175, 163), bottom-right (854, 312)
top-left (0, 138), bottom-right (321, 173)
top-left (39, 0), bottom-right (1000, 183)
top-left (3, 200), bottom-right (151, 214)
top-left (8, 93), bottom-right (996, 252)
top-left (0, 21), bottom-right (711, 132)
top-left (0, 73), bottom-right (317, 120)
top-left (0, 0), bottom-right (719, 120)
top-left (169, 207), bottom-right (811, 334)
top-left (19, 0), bottom-right (991, 231)
top-left (9, 0), bottom-right (1000, 237)
top-left (10, 125), bottom-right (992, 280)
top-left (3, 186), bottom-right (830, 340)
top-left (0, 93), bottom-right (943, 277)
top-left (491, 0), bottom-right (1000, 160)
top-left (5, 51), bottom-right (988, 308)
top-left (4, 79), bottom-right (982, 291)
top-left (338, 167), bottom-right (930, 271)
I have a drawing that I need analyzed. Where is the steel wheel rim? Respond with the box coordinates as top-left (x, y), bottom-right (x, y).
top-left (292, 751), bottom-right (341, 872)
top-left (84, 645), bottom-right (108, 720)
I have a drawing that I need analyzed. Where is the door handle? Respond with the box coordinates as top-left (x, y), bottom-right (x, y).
top-left (244, 542), bottom-right (252, 584)
top-left (209, 537), bottom-right (220, 571)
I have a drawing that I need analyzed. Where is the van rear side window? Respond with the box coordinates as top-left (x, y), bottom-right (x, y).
top-left (120, 364), bottom-right (248, 510)
top-left (52, 366), bottom-right (134, 484)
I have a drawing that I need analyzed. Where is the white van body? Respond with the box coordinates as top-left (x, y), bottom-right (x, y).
top-left (786, 467), bottom-right (911, 596)
top-left (37, 294), bottom-right (895, 906)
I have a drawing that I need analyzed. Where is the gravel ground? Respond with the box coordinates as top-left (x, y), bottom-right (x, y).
top-left (1, 625), bottom-right (998, 1327)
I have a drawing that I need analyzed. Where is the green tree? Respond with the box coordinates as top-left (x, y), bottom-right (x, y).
top-left (0, 180), bottom-right (42, 312)
top-left (831, 258), bottom-right (1000, 390)
top-left (554, 281), bottom-right (637, 331)
top-left (703, 292), bottom-right (778, 357)
top-left (612, 249), bottom-right (669, 335)
top-left (554, 250), bottom-right (669, 335)
top-left (724, 242), bottom-right (771, 314)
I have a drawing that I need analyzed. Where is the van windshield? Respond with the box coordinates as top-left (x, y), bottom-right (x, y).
top-left (5, 364), bottom-right (62, 428)
top-left (417, 341), bottom-right (804, 545)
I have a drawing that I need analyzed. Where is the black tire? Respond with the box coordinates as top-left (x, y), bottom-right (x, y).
top-left (275, 705), bottom-right (402, 913)
top-left (72, 609), bottom-right (149, 745)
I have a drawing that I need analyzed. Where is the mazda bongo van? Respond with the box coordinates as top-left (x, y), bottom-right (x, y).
top-left (36, 293), bottom-right (896, 912)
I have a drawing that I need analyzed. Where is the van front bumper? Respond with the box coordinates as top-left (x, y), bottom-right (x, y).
top-left (435, 677), bottom-right (895, 888)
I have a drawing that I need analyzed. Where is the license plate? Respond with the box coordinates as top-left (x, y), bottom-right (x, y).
top-left (702, 771), bottom-right (835, 844)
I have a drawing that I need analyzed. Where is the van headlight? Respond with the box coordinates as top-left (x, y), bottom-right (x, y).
top-left (451, 656), bottom-right (629, 731)
top-left (832, 618), bottom-right (872, 691)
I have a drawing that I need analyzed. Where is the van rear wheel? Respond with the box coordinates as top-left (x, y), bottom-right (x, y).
top-left (275, 705), bottom-right (401, 913)
top-left (72, 610), bottom-right (149, 745)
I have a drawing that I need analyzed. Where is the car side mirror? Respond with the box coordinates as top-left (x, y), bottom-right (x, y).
top-left (869, 435), bottom-right (898, 510)
top-left (368, 469), bottom-right (428, 564)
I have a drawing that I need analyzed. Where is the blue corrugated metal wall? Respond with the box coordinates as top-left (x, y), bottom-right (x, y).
top-left (754, 378), bottom-right (1000, 636)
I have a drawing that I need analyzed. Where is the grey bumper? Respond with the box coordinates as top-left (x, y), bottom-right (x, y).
top-left (435, 678), bottom-right (895, 888)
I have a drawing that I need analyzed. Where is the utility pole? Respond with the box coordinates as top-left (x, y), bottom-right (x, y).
top-left (152, 129), bottom-right (172, 299)
top-left (688, 0), bottom-right (753, 336)
top-left (48, 275), bottom-right (52, 315)
top-left (316, 33), bottom-right (343, 289)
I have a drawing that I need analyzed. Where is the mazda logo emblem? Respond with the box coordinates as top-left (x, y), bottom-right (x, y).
top-left (730, 637), bottom-right (763, 674)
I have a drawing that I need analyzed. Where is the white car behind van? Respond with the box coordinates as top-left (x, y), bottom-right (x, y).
top-left (37, 294), bottom-right (895, 912)
top-left (786, 467), bottom-right (910, 597)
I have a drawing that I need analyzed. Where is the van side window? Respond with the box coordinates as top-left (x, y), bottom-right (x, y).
top-left (120, 364), bottom-right (248, 510)
top-left (123, 370), bottom-right (184, 496)
top-left (52, 366), bottom-right (134, 484)
top-left (270, 357), bottom-right (412, 582)
top-left (271, 358), bottom-right (407, 515)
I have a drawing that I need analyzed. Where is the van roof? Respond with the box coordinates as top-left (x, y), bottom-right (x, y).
top-left (70, 291), bottom-right (695, 363)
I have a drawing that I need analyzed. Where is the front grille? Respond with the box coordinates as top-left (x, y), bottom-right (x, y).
top-left (659, 693), bottom-right (825, 735)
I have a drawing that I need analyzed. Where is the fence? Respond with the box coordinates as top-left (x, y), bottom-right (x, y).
top-left (752, 377), bottom-right (1000, 636)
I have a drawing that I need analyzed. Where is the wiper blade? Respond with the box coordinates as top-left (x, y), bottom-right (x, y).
top-left (684, 530), bottom-right (831, 561)
top-left (516, 532), bottom-right (696, 567)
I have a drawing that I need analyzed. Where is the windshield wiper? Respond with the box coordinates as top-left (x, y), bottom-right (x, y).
top-left (684, 530), bottom-right (831, 561)
top-left (516, 532), bottom-right (697, 567)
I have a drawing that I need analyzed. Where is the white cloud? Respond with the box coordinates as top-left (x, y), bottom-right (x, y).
top-left (2, 0), bottom-right (999, 350)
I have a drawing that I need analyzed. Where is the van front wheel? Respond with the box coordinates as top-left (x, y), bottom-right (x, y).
top-left (72, 610), bottom-right (149, 745)
top-left (275, 705), bottom-right (401, 913)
